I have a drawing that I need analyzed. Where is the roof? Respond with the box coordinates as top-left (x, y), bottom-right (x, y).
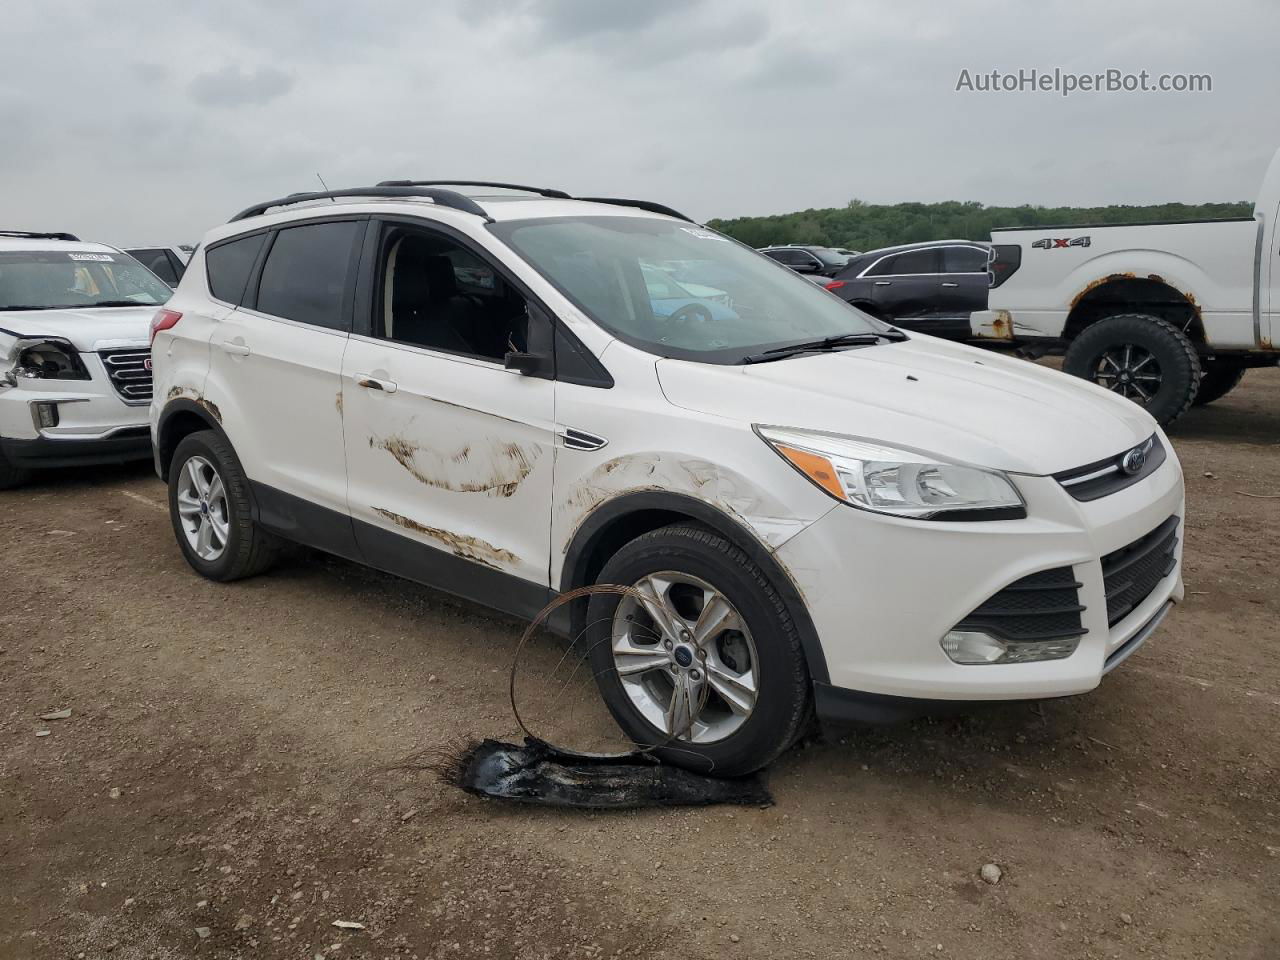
top-left (0, 235), bottom-right (122, 255)
top-left (204, 192), bottom-right (686, 246)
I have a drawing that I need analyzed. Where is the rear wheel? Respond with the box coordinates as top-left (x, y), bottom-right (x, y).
top-left (168, 430), bottom-right (279, 581)
top-left (586, 524), bottom-right (810, 776)
top-left (0, 446), bottom-right (31, 490)
top-left (1192, 361), bottom-right (1247, 406)
top-left (1063, 314), bottom-right (1201, 426)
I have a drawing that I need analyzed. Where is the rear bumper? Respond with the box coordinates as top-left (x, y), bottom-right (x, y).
top-left (0, 429), bottom-right (152, 469)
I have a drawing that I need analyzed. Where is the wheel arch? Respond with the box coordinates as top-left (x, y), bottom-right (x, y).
top-left (1063, 274), bottom-right (1205, 345)
top-left (155, 399), bottom-right (226, 482)
top-left (559, 490), bottom-right (831, 685)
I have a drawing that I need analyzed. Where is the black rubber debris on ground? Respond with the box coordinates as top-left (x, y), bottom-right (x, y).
top-left (430, 737), bottom-right (773, 809)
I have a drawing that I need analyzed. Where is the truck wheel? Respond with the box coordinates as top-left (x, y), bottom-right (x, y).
top-left (1063, 314), bottom-right (1202, 426)
top-left (0, 446), bottom-right (32, 490)
top-left (585, 523), bottom-right (811, 776)
top-left (1192, 361), bottom-right (1247, 406)
top-left (168, 430), bottom-right (280, 581)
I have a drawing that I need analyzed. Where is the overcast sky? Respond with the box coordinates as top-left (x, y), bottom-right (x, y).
top-left (4, 0), bottom-right (1277, 246)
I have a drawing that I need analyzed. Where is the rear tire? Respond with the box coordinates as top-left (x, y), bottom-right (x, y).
top-left (0, 446), bottom-right (31, 490)
top-left (1063, 314), bottom-right (1201, 427)
top-left (1192, 361), bottom-right (1247, 406)
top-left (168, 430), bottom-right (279, 581)
top-left (585, 523), bottom-right (810, 776)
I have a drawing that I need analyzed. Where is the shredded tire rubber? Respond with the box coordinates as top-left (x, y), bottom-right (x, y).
top-left (430, 737), bottom-right (773, 809)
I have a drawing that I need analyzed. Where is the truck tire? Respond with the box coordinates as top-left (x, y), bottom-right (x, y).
top-left (0, 446), bottom-right (32, 490)
top-left (1192, 361), bottom-right (1247, 406)
top-left (1063, 314), bottom-right (1202, 427)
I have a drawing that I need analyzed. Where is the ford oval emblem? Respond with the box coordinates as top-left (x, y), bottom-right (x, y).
top-left (1121, 445), bottom-right (1147, 475)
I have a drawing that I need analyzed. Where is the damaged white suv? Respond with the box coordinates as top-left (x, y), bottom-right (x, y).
top-left (151, 183), bottom-right (1185, 775)
top-left (1, 231), bottom-right (171, 488)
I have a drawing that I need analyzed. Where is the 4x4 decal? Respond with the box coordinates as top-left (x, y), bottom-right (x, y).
top-left (1031, 236), bottom-right (1091, 250)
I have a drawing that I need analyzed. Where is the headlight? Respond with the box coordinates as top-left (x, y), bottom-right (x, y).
top-left (756, 426), bottom-right (1025, 520)
top-left (0, 333), bottom-right (90, 386)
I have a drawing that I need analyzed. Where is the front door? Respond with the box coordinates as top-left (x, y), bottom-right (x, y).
top-left (341, 219), bottom-right (556, 618)
top-left (869, 247), bottom-right (939, 326)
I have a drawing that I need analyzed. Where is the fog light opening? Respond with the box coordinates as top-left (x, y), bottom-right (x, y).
top-left (941, 630), bottom-right (1080, 665)
top-left (33, 401), bottom-right (60, 429)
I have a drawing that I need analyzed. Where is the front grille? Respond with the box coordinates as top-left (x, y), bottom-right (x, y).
top-left (98, 348), bottom-right (152, 404)
top-left (1101, 516), bottom-right (1179, 626)
top-left (954, 566), bottom-right (1086, 642)
top-left (1054, 434), bottom-right (1167, 502)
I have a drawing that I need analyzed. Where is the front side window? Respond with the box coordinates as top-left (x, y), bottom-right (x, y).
top-left (0, 250), bottom-right (171, 311)
top-left (489, 216), bottom-right (886, 363)
top-left (375, 226), bottom-right (532, 361)
top-left (128, 248), bottom-right (179, 285)
top-left (889, 248), bottom-right (939, 275)
top-left (255, 221), bottom-right (361, 330)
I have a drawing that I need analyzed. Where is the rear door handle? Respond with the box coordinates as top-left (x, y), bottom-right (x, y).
top-left (221, 339), bottom-right (251, 357)
top-left (355, 374), bottom-right (398, 394)
top-left (941, 282), bottom-right (959, 288)
top-left (874, 280), bottom-right (892, 286)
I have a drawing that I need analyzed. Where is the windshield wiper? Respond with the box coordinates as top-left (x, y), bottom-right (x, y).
top-left (0, 305), bottom-right (50, 312)
top-left (741, 330), bottom-right (907, 364)
top-left (84, 300), bottom-right (150, 308)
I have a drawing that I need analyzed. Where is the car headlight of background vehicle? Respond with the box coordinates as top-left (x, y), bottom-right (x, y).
top-left (0, 333), bottom-right (90, 387)
top-left (756, 426), bottom-right (1025, 520)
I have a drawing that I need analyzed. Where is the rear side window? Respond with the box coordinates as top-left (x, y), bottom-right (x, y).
top-left (255, 221), bottom-right (361, 330)
top-left (130, 248), bottom-right (178, 285)
top-left (943, 246), bottom-right (988, 273)
top-left (206, 233), bottom-right (267, 304)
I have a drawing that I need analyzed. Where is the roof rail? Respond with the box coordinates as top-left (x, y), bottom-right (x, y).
top-left (0, 230), bottom-right (80, 242)
top-left (575, 197), bottom-right (693, 223)
top-left (376, 179), bottom-right (572, 199)
top-left (228, 186), bottom-right (493, 223)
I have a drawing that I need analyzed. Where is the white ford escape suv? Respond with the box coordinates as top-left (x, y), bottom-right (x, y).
top-left (150, 183), bottom-right (1185, 775)
top-left (1, 231), bottom-right (172, 488)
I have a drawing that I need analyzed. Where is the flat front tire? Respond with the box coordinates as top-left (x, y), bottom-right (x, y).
top-left (586, 523), bottom-right (810, 776)
top-left (1063, 314), bottom-right (1202, 427)
top-left (168, 430), bottom-right (278, 581)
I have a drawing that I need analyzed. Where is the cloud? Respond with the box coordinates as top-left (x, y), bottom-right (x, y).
top-left (188, 64), bottom-right (294, 108)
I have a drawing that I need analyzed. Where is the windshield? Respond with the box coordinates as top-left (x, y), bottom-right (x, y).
top-left (0, 250), bottom-right (172, 311)
top-left (812, 247), bottom-right (850, 267)
top-left (488, 217), bottom-right (886, 363)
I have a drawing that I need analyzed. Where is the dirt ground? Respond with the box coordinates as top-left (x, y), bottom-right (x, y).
top-left (3, 368), bottom-right (1278, 960)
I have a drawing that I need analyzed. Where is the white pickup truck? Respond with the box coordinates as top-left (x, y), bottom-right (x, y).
top-left (971, 148), bottom-right (1280, 425)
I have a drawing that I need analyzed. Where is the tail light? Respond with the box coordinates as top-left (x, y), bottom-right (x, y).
top-left (150, 308), bottom-right (182, 344)
top-left (988, 245), bottom-right (1022, 288)
top-left (824, 280), bottom-right (846, 291)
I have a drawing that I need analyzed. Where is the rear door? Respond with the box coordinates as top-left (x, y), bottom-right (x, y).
top-left (934, 245), bottom-right (990, 338)
top-left (204, 217), bottom-right (365, 556)
top-left (340, 218), bottom-right (556, 617)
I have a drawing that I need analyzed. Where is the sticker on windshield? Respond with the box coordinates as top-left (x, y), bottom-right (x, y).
top-left (68, 253), bottom-right (115, 262)
top-left (678, 227), bottom-right (729, 242)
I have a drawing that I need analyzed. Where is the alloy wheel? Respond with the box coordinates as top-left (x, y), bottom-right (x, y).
top-left (1093, 344), bottom-right (1163, 403)
top-left (176, 455), bottom-right (230, 561)
top-left (610, 572), bottom-right (758, 743)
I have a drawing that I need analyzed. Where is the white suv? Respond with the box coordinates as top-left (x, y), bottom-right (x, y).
top-left (1, 230), bottom-right (172, 488)
top-left (150, 183), bottom-right (1186, 775)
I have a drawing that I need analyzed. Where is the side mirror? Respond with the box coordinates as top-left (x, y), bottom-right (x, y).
top-left (504, 351), bottom-right (548, 376)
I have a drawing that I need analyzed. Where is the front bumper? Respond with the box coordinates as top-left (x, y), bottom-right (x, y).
top-left (777, 447), bottom-right (1185, 707)
top-left (0, 429), bottom-right (152, 468)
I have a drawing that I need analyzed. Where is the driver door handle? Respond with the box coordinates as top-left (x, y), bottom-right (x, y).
top-left (941, 282), bottom-right (959, 288)
top-left (355, 374), bottom-right (397, 394)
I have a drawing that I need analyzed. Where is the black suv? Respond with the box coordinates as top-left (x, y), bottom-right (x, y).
top-left (825, 240), bottom-right (991, 340)
top-left (759, 245), bottom-right (850, 278)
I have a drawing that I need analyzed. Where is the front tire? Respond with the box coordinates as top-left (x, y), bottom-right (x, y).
top-left (586, 524), bottom-right (810, 776)
top-left (1192, 361), bottom-right (1247, 406)
top-left (168, 430), bottom-right (279, 581)
top-left (0, 446), bottom-right (31, 490)
top-left (1063, 314), bottom-right (1201, 427)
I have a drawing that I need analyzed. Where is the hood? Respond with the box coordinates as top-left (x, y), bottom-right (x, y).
top-left (656, 336), bottom-right (1157, 475)
top-left (0, 306), bottom-right (156, 352)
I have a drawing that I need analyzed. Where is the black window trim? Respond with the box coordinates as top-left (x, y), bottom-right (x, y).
top-left (355, 214), bottom-right (613, 388)
top-left (857, 244), bottom-right (989, 280)
top-left (238, 214), bottom-right (369, 334)
top-left (203, 225), bottom-right (275, 309)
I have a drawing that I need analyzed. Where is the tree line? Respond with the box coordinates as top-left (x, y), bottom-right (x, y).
top-left (707, 199), bottom-right (1254, 252)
